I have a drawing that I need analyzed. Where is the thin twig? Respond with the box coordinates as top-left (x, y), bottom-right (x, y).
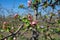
top-left (1, 24), bottom-right (23, 40)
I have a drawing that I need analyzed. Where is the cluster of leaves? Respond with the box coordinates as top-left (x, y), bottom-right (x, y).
top-left (0, 0), bottom-right (60, 40)
top-left (0, 12), bottom-right (60, 40)
top-left (19, 0), bottom-right (60, 10)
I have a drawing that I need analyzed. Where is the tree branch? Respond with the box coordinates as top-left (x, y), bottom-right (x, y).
top-left (1, 24), bottom-right (24, 40)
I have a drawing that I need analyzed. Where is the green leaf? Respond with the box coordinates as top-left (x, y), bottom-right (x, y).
top-left (18, 15), bottom-right (20, 18)
top-left (58, 20), bottom-right (60, 24)
top-left (18, 4), bottom-right (24, 8)
top-left (6, 27), bottom-right (11, 32)
top-left (26, 22), bottom-right (30, 27)
top-left (32, 0), bottom-right (41, 4)
top-left (0, 35), bottom-right (3, 39)
top-left (44, 15), bottom-right (48, 18)
top-left (38, 0), bottom-right (41, 3)
top-left (56, 28), bottom-right (60, 32)
top-left (43, 2), bottom-right (48, 8)
top-left (8, 37), bottom-right (13, 40)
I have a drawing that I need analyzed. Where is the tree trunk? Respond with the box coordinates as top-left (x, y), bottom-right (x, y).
top-left (34, 9), bottom-right (38, 20)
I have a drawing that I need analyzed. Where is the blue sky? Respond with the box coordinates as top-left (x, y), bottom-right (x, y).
top-left (0, 0), bottom-right (60, 16)
top-left (0, 0), bottom-right (28, 16)
top-left (0, 0), bottom-right (28, 9)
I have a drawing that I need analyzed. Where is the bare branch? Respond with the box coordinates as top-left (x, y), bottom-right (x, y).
top-left (1, 24), bottom-right (24, 40)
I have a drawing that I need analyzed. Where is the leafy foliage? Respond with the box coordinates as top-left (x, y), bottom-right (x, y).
top-left (0, 0), bottom-right (60, 40)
